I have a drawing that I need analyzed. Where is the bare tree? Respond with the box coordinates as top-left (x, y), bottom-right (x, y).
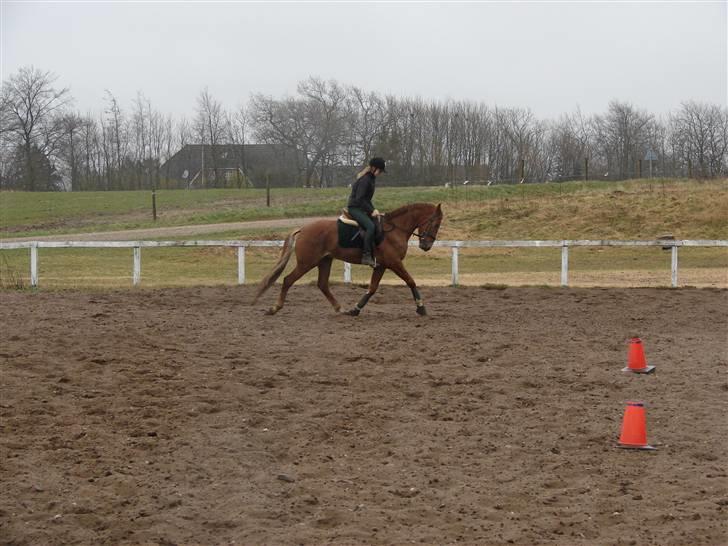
top-left (548, 107), bottom-right (595, 181)
top-left (593, 100), bottom-right (653, 179)
top-left (672, 101), bottom-right (728, 177)
top-left (1, 66), bottom-right (71, 190)
top-left (132, 92), bottom-right (149, 189)
top-left (297, 77), bottom-right (349, 186)
top-left (58, 112), bottom-right (86, 190)
top-left (227, 105), bottom-right (249, 188)
top-left (8, 68), bottom-right (728, 191)
top-left (99, 113), bottom-right (112, 190)
top-left (250, 77), bottom-right (349, 187)
top-left (250, 94), bottom-right (308, 186)
top-left (103, 90), bottom-right (126, 189)
top-left (345, 86), bottom-right (388, 165)
top-left (80, 114), bottom-right (101, 190)
top-left (194, 88), bottom-right (226, 186)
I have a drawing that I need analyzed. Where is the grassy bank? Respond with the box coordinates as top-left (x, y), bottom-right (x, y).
top-left (2, 178), bottom-right (727, 240)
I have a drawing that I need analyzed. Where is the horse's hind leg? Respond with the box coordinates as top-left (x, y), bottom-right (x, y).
top-left (266, 261), bottom-right (314, 315)
top-left (316, 256), bottom-right (341, 313)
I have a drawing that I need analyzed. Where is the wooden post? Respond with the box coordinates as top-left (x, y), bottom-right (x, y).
top-left (266, 173), bottom-right (270, 207)
top-left (560, 244), bottom-right (569, 287)
top-left (584, 157), bottom-right (589, 181)
top-left (344, 262), bottom-right (352, 284)
top-left (237, 246), bottom-right (245, 284)
top-left (451, 246), bottom-right (459, 287)
top-left (133, 246), bottom-right (141, 286)
top-left (671, 246), bottom-right (678, 288)
top-left (152, 189), bottom-right (157, 221)
top-left (201, 144), bottom-right (205, 186)
top-left (688, 159), bottom-right (693, 179)
top-left (519, 159), bottom-right (525, 182)
top-left (30, 244), bottom-right (38, 287)
top-left (638, 159), bottom-right (642, 179)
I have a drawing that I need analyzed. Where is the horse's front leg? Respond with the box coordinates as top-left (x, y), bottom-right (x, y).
top-left (345, 265), bottom-right (385, 316)
top-left (388, 262), bottom-right (427, 316)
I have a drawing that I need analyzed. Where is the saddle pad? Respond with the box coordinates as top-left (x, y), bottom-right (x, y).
top-left (336, 218), bottom-right (386, 249)
top-left (337, 219), bottom-right (364, 249)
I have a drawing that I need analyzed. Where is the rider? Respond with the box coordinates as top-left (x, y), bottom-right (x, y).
top-left (347, 157), bottom-right (385, 267)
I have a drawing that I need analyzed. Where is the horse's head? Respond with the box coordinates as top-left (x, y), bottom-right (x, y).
top-left (417, 203), bottom-right (443, 251)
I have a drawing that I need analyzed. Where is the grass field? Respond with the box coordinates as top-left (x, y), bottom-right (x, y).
top-left (1, 178), bottom-right (726, 289)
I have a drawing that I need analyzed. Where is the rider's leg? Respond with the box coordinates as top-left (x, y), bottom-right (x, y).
top-left (348, 208), bottom-right (376, 266)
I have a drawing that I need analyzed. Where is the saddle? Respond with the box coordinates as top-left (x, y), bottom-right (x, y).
top-left (337, 208), bottom-right (384, 249)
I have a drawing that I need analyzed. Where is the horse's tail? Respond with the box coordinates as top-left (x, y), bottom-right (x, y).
top-left (252, 229), bottom-right (300, 304)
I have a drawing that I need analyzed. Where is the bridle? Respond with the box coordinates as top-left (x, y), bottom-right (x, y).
top-left (411, 211), bottom-right (440, 241)
top-left (383, 210), bottom-right (440, 241)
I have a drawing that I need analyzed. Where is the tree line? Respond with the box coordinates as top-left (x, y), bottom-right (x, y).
top-left (2, 65), bottom-right (727, 191)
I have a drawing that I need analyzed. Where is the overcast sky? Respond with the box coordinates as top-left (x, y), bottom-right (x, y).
top-left (2, 1), bottom-right (726, 120)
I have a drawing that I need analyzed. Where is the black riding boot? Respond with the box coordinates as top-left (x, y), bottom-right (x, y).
top-left (361, 229), bottom-right (376, 267)
top-left (361, 250), bottom-right (376, 267)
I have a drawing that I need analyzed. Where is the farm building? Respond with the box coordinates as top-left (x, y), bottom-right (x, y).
top-left (160, 144), bottom-right (301, 188)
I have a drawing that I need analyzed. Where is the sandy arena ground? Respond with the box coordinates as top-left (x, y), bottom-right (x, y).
top-left (1, 285), bottom-right (727, 545)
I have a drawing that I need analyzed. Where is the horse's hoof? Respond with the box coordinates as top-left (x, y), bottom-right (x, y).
top-left (416, 306), bottom-right (427, 316)
top-left (265, 307), bottom-right (277, 316)
top-left (343, 308), bottom-right (360, 317)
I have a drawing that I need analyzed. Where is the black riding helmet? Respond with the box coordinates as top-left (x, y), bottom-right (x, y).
top-left (369, 157), bottom-right (386, 172)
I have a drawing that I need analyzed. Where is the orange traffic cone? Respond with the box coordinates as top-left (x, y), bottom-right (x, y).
top-left (617, 401), bottom-right (656, 450)
top-left (622, 337), bottom-right (655, 374)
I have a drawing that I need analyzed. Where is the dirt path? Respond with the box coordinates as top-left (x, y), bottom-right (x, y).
top-left (0, 217), bottom-right (329, 242)
top-left (1, 286), bottom-right (726, 545)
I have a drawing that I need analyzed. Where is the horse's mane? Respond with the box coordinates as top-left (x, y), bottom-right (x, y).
top-left (385, 202), bottom-right (436, 220)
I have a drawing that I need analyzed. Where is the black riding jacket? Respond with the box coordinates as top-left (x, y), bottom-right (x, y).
top-left (347, 172), bottom-right (376, 214)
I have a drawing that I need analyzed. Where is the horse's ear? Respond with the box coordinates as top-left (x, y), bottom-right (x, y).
top-left (436, 203), bottom-right (442, 212)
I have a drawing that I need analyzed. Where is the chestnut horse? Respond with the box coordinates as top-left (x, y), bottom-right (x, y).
top-left (253, 203), bottom-right (443, 316)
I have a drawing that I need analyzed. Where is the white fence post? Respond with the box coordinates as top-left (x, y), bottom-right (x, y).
top-left (344, 262), bottom-right (352, 284)
top-left (237, 246), bottom-right (245, 284)
top-left (560, 243), bottom-right (569, 287)
top-left (671, 246), bottom-right (678, 287)
top-left (451, 245), bottom-right (459, 287)
top-left (133, 246), bottom-right (141, 286)
top-left (30, 243), bottom-right (38, 287)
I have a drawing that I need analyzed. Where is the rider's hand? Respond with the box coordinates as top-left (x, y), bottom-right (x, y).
top-left (372, 209), bottom-right (381, 217)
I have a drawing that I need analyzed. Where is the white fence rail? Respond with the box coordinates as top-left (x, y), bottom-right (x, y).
top-left (1, 239), bottom-right (726, 288)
